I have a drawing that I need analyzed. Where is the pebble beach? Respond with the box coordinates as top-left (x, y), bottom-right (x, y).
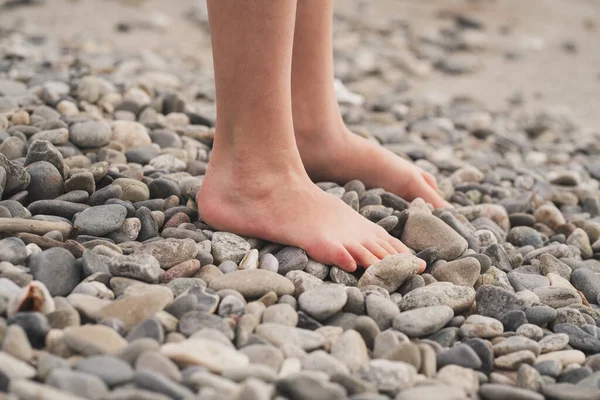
top-left (0, 0), bottom-right (600, 399)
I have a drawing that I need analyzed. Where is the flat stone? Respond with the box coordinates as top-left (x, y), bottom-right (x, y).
top-left (400, 282), bottom-right (476, 313)
top-left (432, 257), bottom-right (481, 286)
top-left (358, 253), bottom-right (421, 292)
top-left (392, 305), bottom-right (454, 337)
top-left (64, 325), bottom-right (128, 356)
top-left (161, 338), bottom-right (249, 373)
top-left (276, 371), bottom-right (347, 400)
top-left (437, 343), bottom-right (482, 370)
top-left (275, 246), bottom-right (309, 275)
top-left (437, 364), bottom-right (480, 393)
top-left (47, 368), bottom-right (108, 400)
top-left (541, 383), bottom-right (600, 400)
top-left (298, 284), bottom-right (348, 321)
top-left (28, 247), bottom-right (80, 296)
top-left (135, 238), bottom-right (198, 269)
top-left (459, 315), bottom-right (504, 338)
top-left (479, 384), bottom-right (544, 400)
top-left (476, 285), bottom-right (527, 319)
top-left (401, 213), bottom-right (468, 260)
top-left (211, 232), bottom-right (251, 264)
top-left (493, 336), bottom-right (541, 357)
top-left (97, 291), bottom-right (173, 331)
top-left (356, 359), bottom-right (417, 396)
top-left (396, 385), bottom-right (467, 400)
top-left (533, 286), bottom-right (582, 308)
top-left (255, 323), bottom-right (325, 351)
top-left (74, 355), bottom-right (134, 387)
top-left (209, 270), bottom-right (294, 298)
top-left (74, 205), bottom-right (127, 236)
top-left (0, 351), bottom-right (36, 379)
top-left (539, 333), bottom-right (570, 353)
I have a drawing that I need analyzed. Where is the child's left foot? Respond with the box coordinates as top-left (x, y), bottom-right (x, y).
top-left (296, 122), bottom-right (452, 209)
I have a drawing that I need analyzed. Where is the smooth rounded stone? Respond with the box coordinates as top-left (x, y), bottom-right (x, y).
top-left (437, 364), bottom-right (480, 394)
top-left (437, 343), bottom-right (482, 370)
top-left (74, 355), bottom-right (134, 387)
top-left (28, 247), bottom-right (79, 297)
top-left (75, 204), bottom-right (127, 236)
top-left (218, 260), bottom-right (238, 274)
top-left (533, 286), bottom-right (582, 308)
top-left (356, 359), bottom-right (417, 396)
top-left (2, 324), bottom-right (33, 361)
top-left (534, 203), bottom-right (566, 230)
top-left (25, 161), bottom-right (64, 201)
top-left (570, 268), bottom-right (600, 305)
top-left (553, 307), bottom-right (587, 327)
top-left (330, 266), bottom-right (358, 286)
top-left (116, 338), bottom-right (161, 366)
top-left (298, 284), bottom-right (347, 321)
top-left (517, 363), bottom-right (543, 392)
top-left (476, 285), bottom-right (527, 319)
top-left (65, 171), bottom-right (96, 195)
top-left (218, 294), bottom-right (245, 318)
top-left (10, 378), bottom-right (95, 400)
top-left (178, 311), bottom-right (233, 340)
top-left (542, 383), bottom-right (600, 400)
top-left (110, 120), bottom-right (151, 151)
top-left (98, 290), bottom-right (173, 332)
top-left (400, 213), bottom-right (468, 260)
top-left (135, 206), bottom-right (159, 242)
top-left (147, 178), bottom-right (182, 200)
top-left (537, 350), bottom-right (586, 368)
top-left (329, 329), bottom-right (369, 373)
top-left (553, 323), bottom-right (600, 353)
top-left (211, 232), bottom-right (251, 264)
top-left (167, 277), bottom-right (206, 298)
top-left (135, 351), bottom-right (182, 382)
top-left (286, 270), bottom-right (324, 296)
top-left (274, 246), bottom-right (309, 275)
top-left (568, 229), bottom-right (593, 259)
top-left (534, 359), bottom-right (563, 377)
top-left (494, 336), bottom-right (542, 357)
top-left (254, 323), bottom-right (324, 351)
top-left (343, 287), bottom-right (366, 315)
top-left (133, 371), bottom-right (194, 400)
top-left (400, 282), bottom-right (476, 313)
top-left (365, 294), bottom-right (399, 331)
top-left (539, 334), bottom-right (570, 355)
top-left (126, 318), bottom-right (164, 343)
top-left (209, 270), bottom-right (294, 297)
top-left (479, 384), bottom-right (544, 400)
top-left (0, 351), bottom-right (36, 379)
top-left (64, 325), bottom-right (128, 356)
top-left (396, 385), bottom-right (467, 400)
top-left (102, 387), bottom-right (171, 400)
top-left (160, 259), bottom-right (201, 283)
top-left (161, 338), bottom-right (249, 373)
top-left (135, 238), bottom-right (198, 269)
top-left (188, 286), bottom-right (221, 314)
top-left (262, 303), bottom-right (298, 326)
top-left (0, 237), bottom-right (28, 265)
top-left (525, 305), bottom-right (558, 326)
top-left (111, 178), bottom-right (149, 203)
top-left (29, 200), bottom-right (90, 219)
top-left (47, 368), bottom-right (109, 399)
top-left (558, 366), bottom-right (592, 384)
top-left (258, 253), bottom-right (279, 273)
top-left (540, 254), bottom-right (572, 280)
top-left (498, 309), bottom-right (525, 331)
top-left (517, 324), bottom-right (544, 340)
top-left (508, 226), bottom-right (545, 249)
top-left (240, 344), bottom-right (284, 372)
top-left (495, 350), bottom-right (537, 370)
top-left (276, 371), bottom-right (346, 400)
top-left (302, 350), bottom-right (350, 376)
top-left (106, 253), bottom-right (161, 284)
top-left (432, 257), bottom-right (481, 287)
top-left (351, 316), bottom-right (379, 351)
top-left (358, 254), bottom-right (421, 292)
top-left (459, 315), bottom-right (504, 338)
top-left (508, 272), bottom-right (550, 292)
top-left (392, 305), bottom-right (454, 338)
top-left (463, 337), bottom-right (494, 374)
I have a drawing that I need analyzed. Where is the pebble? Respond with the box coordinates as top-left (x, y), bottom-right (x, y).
top-left (211, 232), bottom-right (251, 264)
top-left (432, 257), bottom-right (481, 286)
top-left (161, 338), bottom-right (248, 373)
top-left (356, 359), bottom-right (417, 396)
top-left (64, 325), bottom-right (128, 356)
top-left (400, 282), bottom-right (476, 313)
top-left (74, 355), bottom-right (134, 387)
top-left (28, 248), bottom-right (80, 296)
top-left (209, 270), bottom-right (294, 297)
top-left (476, 285), bottom-right (527, 319)
top-left (47, 368), bottom-right (109, 400)
top-left (298, 284), bottom-right (348, 321)
top-left (401, 213), bottom-right (468, 260)
top-left (275, 246), bottom-right (309, 275)
top-left (479, 384), bottom-right (544, 400)
top-left (358, 254), bottom-right (421, 292)
top-left (459, 315), bottom-right (504, 338)
top-left (437, 343), bottom-right (483, 370)
top-left (392, 305), bottom-right (454, 337)
top-left (255, 323), bottom-right (325, 351)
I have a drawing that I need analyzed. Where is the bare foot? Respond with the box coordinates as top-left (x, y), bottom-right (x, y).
top-left (197, 135), bottom-right (421, 273)
top-left (296, 122), bottom-right (452, 209)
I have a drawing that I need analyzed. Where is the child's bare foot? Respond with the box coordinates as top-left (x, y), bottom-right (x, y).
top-left (295, 120), bottom-right (451, 209)
top-left (197, 133), bottom-right (419, 273)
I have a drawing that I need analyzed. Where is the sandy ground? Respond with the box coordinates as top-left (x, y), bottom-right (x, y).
top-left (1, 0), bottom-right (599, 129)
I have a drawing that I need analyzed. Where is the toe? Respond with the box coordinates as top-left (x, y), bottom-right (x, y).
top-left (374, 227), bottom-right (411, 254)
top-left (418, 180), bottom-right (451, 209)
top-left (376, 238), bottom-right (398, 255)
top-left (329, 243), bottom-right (357, 272)
top-left (363, 240), bottom-right (389, 260)
top-left (346, 243), bottom-right (380, 268)
top-left (421, 171), bottom-right (438, 190)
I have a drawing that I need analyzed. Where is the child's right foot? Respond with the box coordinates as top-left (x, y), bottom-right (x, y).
top-left (197, 132), bottom-right (420, 273)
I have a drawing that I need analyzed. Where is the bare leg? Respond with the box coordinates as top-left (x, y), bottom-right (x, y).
top-left (198, 0), bottom-right (418, 271)
top-left (291, 0), bottom-right (450, 208)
